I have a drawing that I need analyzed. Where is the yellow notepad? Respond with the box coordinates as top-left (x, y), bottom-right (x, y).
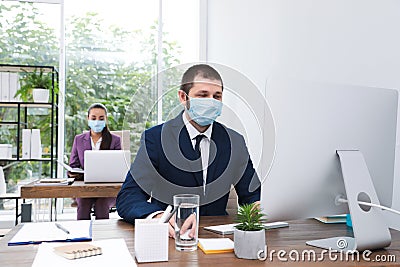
top-left (53, 243), bottom-right (102, 260)
top-left (198, 238), bottom-right (234, 254)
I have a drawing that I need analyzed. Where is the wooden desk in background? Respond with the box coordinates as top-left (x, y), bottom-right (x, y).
top-left (20, 181), bottom-right (122, 221)
top-left (20, 181), bottom-right (122, 198)
top-left (0, 216), bottom-right (399, 266)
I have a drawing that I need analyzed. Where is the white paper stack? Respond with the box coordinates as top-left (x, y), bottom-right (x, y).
top-left (31, 129), bottom-right (42, 159)
top-left (8, 221), bottom-right (92, 245)
top-left (204, 222), bottom-right (289, 235)
top-left (32, 239), bottom-right (136, 267)
top-left (22, 129), bottom-right (31, 159)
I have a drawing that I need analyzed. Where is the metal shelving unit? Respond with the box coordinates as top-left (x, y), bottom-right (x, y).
top-left (0, 64), bottom-right (58, 178)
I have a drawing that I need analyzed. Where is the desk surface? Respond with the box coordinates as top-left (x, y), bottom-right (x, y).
top-left (0, 216), bottom-right (399, 266)
top-left (20, 181), bottom-right (122, 198)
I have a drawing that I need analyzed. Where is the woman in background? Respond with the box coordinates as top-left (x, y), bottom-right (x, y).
top-left (69, 103), bottom-right (121, 220)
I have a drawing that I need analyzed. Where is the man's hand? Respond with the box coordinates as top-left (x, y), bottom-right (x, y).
top-left (252, 201), bottom-right (261, 211)
top-left (179, 213), bottom-right (197, 239)
top-left (155, 212), bottom-right (197, 239)
top-left (155, 213), bottom-right (175, 238)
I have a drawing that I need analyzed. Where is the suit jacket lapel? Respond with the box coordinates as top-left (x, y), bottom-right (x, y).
top-left (169, 112), bottom-right (203, 187)
top-left (83, 131), bottom-right (92, 151)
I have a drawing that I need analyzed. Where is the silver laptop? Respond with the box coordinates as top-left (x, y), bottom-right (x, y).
top-left (84, 150), bottom-right (131, 183)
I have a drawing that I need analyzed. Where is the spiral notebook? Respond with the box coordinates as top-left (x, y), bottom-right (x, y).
top-left (54, 243), bottom-right (102, 260)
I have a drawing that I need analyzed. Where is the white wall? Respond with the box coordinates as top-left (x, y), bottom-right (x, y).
top-left (205, 0), bottom-right (400, 209)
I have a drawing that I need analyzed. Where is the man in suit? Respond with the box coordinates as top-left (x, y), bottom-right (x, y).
top-left (117, 64), bottom-right (260, 235)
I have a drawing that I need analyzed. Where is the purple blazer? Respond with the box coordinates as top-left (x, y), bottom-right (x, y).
top-left (69, 131), bottom-right (121, 169)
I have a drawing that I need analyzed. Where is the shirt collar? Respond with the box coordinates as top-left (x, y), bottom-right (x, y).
top-left (182, 111), bottom-right (213, 141)
top-left (90, 136), bottom-right (102, 143)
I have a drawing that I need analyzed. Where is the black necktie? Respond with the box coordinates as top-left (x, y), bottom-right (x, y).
top-left (194, 134), bottom-right (205, 159)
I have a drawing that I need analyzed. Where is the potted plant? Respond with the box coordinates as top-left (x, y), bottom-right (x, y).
top-left (15, 68), bottom-right (56, 102)
top-left (234, 203), bottom-right (267, 259)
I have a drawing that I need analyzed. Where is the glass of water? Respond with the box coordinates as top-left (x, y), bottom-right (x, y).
top-left (173, 194), bottom-right (200, 251)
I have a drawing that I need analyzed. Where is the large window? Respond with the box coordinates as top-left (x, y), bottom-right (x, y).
top-left (63, 0), bottom-right (200, 157)
top-left (0, 1), bottom-right (60, 223)
top-left (0, 0), bottom-right (200, 223)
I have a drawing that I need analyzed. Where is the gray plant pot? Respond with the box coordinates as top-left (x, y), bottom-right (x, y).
top-left (234, 228), bottom-right (266, 260)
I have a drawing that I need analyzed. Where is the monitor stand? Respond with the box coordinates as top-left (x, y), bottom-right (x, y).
top-left (306, 150), bottom-right (391, 252)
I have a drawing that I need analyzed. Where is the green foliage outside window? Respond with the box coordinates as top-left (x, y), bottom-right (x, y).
top-left (0, 2), bottom-right (182, 194)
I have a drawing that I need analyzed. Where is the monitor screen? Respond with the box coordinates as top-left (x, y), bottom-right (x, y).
top-left (261, 78), bottom-right (398, 222)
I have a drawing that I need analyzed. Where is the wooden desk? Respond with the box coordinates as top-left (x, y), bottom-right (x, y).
top-left (20, 181), bottom-right (122, 198)
top-left (0, 216), bottom-right (399, 266)
top-left (20, 181), bottom-right (122, 221)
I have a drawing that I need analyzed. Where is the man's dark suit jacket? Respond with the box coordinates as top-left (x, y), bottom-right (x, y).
top-left (116, 112), bottom-right (261, 223)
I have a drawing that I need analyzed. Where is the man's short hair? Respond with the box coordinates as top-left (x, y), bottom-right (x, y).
top-left (180, 64), bottom-right (223, 94)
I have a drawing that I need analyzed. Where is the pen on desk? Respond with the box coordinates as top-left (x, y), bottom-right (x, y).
top-left (55, 223), bottom-right (70, 234)
top-left (159, 205), bottom-right (172, 223)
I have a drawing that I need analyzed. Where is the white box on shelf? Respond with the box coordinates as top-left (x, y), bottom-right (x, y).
top-left (9, 73), bottom-right (20, 102)
top-left (134, 219), bottom-right (168, 263)
top-left (0, 144), bottom-right (12, 159)
top-left (22, 129), bottom-right (31, 159)
top-left (30, 129), bottom-right (42, 159)
top-left (1, 72), bottom-right (10, 102)
top-left (0, 72), bottom-right (2, 100)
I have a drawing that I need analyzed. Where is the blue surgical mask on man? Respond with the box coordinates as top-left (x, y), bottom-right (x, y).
top-left (186, 97), bottom-right (223, 126)
top-left (88, 120), bottom-right (106, 133)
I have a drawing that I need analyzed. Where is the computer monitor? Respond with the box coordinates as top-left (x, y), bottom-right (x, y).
top-left (261, 78), bottom-right (398, 251)
top-left (84, 150), bottom-right (131, 183)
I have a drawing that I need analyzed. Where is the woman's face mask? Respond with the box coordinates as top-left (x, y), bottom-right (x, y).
top-left (88, 120), bottom-right (106, 133)
top-left (186, 96), bottom-right (223, 126)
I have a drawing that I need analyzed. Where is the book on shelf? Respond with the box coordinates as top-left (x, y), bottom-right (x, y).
top-left (314, 214), bottom-right (347, 224)
top-left (22, 129), bottom-right (31, 159)
top-left (53, 243), bottom-right (102, 260)
top-left (9, 72), bottom-right (20, 102)
top-left (1, 72), bottom-right (9, 101)
top-left (198, 238), bottom-right (234, 254)
top-left (30, 129), bottom-right (42, 159)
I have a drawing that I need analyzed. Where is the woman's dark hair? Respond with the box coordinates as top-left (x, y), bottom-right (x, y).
top-left (87, 103), bottom-right (112, 150)
top-left (180, 64), bottom-right (223, 96)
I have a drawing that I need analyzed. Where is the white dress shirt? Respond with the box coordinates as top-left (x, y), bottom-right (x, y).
top-left (182, 111), bottom-right (213, 194)
top-left (90, 136), bottom-right (102, 151)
